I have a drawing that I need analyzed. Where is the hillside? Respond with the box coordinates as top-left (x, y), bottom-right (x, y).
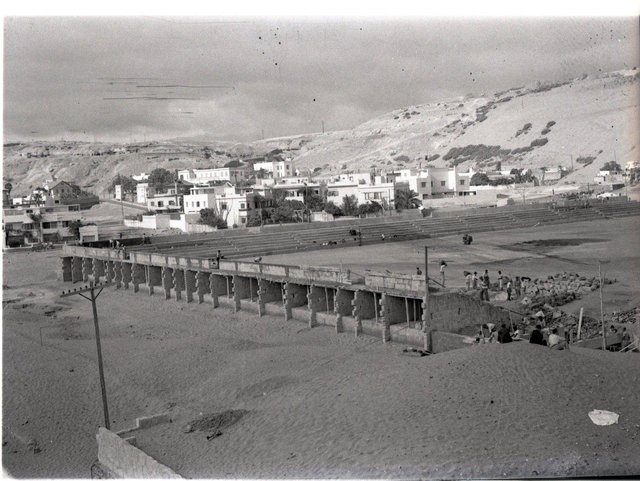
top-left (3, 70), bottom-right (639, 197)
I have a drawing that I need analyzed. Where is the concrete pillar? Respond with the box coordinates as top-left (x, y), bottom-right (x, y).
top-left (184, 270), bottom-right (197, 303)
top-left (352, 290), bottom-right (376, 337)
top-left (195, 271), bottom-right (208, 304)
top-left (147, 265), bottom-right (162, 296)
top-left (71, 257), bottom-right (83, 283)
top-left (283, 282), bottom-right (307, 321)
top-left (162, 267), bottom-right (173, 300)
top-left (308, 285), bottom-right (329, 328)
top-left (257, 278), bottom-right (282, 317)
top-left (121, 262), bottom-right (132, 290)
top-left (82, 257), bottom-right (92, 282)
top-left (209, 273), bottom-right (228, 308)
top-left (93, 259), bottom-right (106, 282)
top-left (380, 294), bottom-right (391, 343)
top-left (422, 296), bottom-right (433, 352)
top-left (60, 257), bottom-right (73, 282)
top-left (104, 261), bottom-right (115, 283)
top-left (173, 268), bottom-right (185, 301)
top-left (132, 264), bottom-right (146, 293)
top-left (233, 275), bottom-right (251, 312)
top-left (113, 262), bottom-right (123, 289)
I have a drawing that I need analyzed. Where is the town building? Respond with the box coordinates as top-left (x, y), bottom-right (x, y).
top-left (136, 183), bottom-right (155, 205)
top-left (178, 167), bottom-right (247, 185)
top-left (3, 204), bottom-right (82, 246)
top-left (253, 159), bottom-right (294, 179)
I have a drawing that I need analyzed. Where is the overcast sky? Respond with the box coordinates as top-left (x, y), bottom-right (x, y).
top-left (4, 16), bottom-right (639, 143)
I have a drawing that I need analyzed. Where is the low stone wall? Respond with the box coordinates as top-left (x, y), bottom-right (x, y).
top-left (96, 428), bottom-right (182, 478)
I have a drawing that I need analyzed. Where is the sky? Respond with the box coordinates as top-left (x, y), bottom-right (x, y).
top-left (3, 16), bottom-right (639, 143)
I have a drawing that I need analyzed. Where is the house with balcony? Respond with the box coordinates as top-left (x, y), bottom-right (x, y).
top-left (3, 204), bottom-right (82, 247)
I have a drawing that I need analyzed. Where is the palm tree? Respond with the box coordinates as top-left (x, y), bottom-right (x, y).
top-left (28, 212), bottom-right (43, 242)
top-left (395, 189), bottom-right (421, 211)
top-left (341, 195), bottom-right (358, 216)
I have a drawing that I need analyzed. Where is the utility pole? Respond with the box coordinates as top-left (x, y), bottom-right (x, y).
top-left (598, 260), bottom-right (609, 351)
top-left (423, 246), bottom-right (431, 350)
top-left (60, 281), bottom-right (113, 429)
top-left (322, 120), bottom-right (325, 134)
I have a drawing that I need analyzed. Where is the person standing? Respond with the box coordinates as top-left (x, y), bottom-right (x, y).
top-left (506, 279), bottom-right (513, 301)
top-left (483, 269), bottom-right (490, 288)
top-left (472, 272), bottom-right (479, 289)
top-left (498, 270), bottom-right (504, 290)
top-left (465, 271), bottom-right (472, 290)
top-left (439, 260), bottom-right (447, 287)
top-left (514, 276), bottom-right (522, 299)
top-left (479, 276), bottom-right (489, 301)
top-left (416, 267), bottom-right (422, 276)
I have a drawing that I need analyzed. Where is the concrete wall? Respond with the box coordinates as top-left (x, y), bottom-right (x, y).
top-left (431, 331), bottom-right (474, 354)
top-left (96, 428), bottom-right (182, 478)
top-left (365, 271), bottom-right (426, 293)
top-left (427, 292), bottom-right (510, 333)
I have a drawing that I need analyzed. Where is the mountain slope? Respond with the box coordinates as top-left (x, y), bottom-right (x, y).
top-left (4, 70), bottom-right (638, 197)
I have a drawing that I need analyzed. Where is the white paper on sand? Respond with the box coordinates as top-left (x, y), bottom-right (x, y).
top-left (588, 409), bottom-right (619, 426)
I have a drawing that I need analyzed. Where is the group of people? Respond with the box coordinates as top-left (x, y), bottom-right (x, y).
top-left (464, 269), bottom-right (531, 302)
top-left (476, 323), bottom-right (570, 350)
top-left (476, 323), bottom-right (517, 344)
top-left (464, 269), bottom-right (491, 301)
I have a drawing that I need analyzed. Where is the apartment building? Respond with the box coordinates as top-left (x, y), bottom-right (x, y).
top-left (3, 204), bottom-right (81, 246)
top-left (178, 167), bottom-right (247, 185)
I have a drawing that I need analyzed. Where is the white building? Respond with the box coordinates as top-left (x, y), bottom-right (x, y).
top-left (183, 186), bottom-right (218, 214)
top-left (136, 183), bottom-right (155, 204)
top-left (178, 167), bottom-right (247, 185)
top-left (325, 182), bottom-right (360, 203)
top-left (253, 159), bottom-right (294, 179)
top-left (146, 187), bottom-right (183, 212)
top-left (215, 186), bottom-right (273, 228)
top-left (3, 204), bottom-right (82, 245)
top-left (132, 173), bottom-right (150, 182)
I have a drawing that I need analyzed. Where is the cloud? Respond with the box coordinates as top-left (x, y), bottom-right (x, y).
top-left (4, 16), bottom-right (638, 142)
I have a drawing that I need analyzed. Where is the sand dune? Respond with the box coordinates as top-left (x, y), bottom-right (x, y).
top-left (3, 248), bottom-right (639, 478)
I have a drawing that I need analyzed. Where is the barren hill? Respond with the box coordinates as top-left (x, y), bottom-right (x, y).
top-left (4, 70), bottom-right (638, 196)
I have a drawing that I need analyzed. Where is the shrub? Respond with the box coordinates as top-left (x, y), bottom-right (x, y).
top-left (530, 137), bottom-right (549, 147)
top-left (515, 123), bottom-right (532, 137)
top-left (602, 161), bottom-right (622, 172)
top-left (576, 156), bottom-right (596, 166)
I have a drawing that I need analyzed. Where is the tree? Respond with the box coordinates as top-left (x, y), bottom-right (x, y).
top-left (358, 201), bottom-right (383, 216)
top-left (306, 194), bottom-right (325, 212)
top-left (470, 173), bottom-right (491, 186)
top-left (394, 189), bottom-right (421, 210)
top-left (324, 201), bottom-right (343, 216)
top-left (602, 161), bottom-right (621, 172)
top-left (272, 199), bottom-right (305, 223)
top-left (224, 160), bottom-right (243, 168)
top-left (28, 213), bottom-right (43, 242)
top-left (110, 174), bottom-right (138, 200)
top-left (68, 220), bottom-right (84, 240)
top-left (199, 208), bottom-right (227, 229)
top-left (246, 209), bottom-right (270, 227)
top-left (148, 168), bottom-right (176, 192)
top-left (341, 195), bottom-right (359, 216)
